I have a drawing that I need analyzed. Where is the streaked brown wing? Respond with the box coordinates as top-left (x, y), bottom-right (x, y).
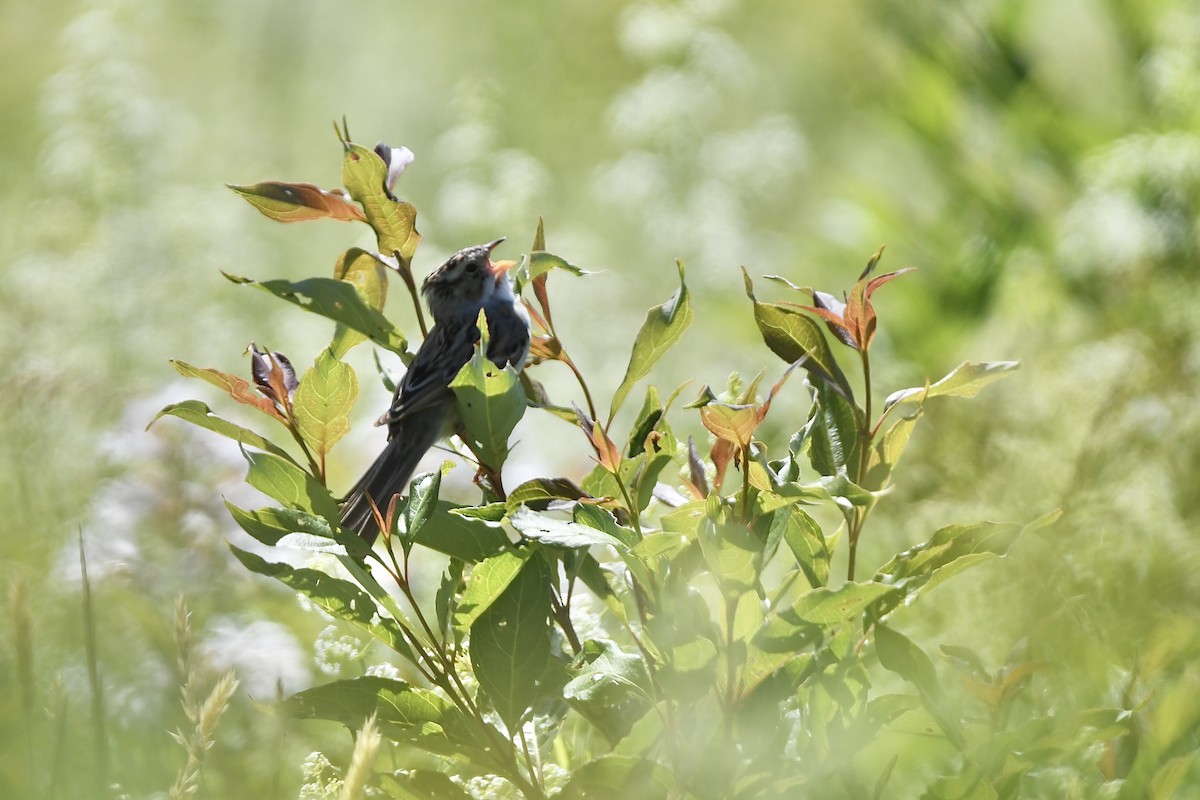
top-left (377, 322), bottom-right (477, 428)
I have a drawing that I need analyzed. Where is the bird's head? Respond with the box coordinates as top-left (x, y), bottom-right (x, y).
top-left (422, 238), bottom-right (514, 319)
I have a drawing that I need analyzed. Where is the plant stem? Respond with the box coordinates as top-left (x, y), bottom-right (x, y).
top-left (517, 726), bottom-right (543, 794)
top-left (393, 250), bottom-right (428, 338)
top-left (613, 474), bottom-right (644, 539)
top-left (549, 589), bottom-right (582, 654)
top-left (723, 591), bottom-right (738, 732)
top-left (561, 352), bottom-right (598, 422)
top-left (740, 444), bottom-right (752, 523)
top-left (848, 347), bottom-right (874, 582)
top-left (286, 423), bottom-right (324, 483)
top-left (537, 293), bottom-right (598, 422)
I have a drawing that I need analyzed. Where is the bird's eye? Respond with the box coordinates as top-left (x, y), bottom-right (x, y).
top-left (464, 261), bottom-right (481, 274)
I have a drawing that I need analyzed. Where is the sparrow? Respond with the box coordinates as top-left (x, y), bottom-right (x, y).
top-left (340, 238), bottom-right (531, 543)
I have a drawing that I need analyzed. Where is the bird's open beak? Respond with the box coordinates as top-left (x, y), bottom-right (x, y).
top-left (485, 238), bottom-right (513, 276)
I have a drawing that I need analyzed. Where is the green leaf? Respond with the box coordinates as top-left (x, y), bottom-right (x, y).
top-left (509, 507), bottom-right (630, 550)
top-left (449, 311), bottom-right (526, 468)
top-left (453, 549), bottom-right (533, 637)
top-left (627, 385), bottom-right (663, 458)
top-left (292, 349), bottom-right (357, 460)
top-left (870, 521), bottom-right (1025, 620)
top-left (411, 501), bottom-right (512, 562)
top-left (575, 553), bottom-right (625, 620)
top-left (777, 506), bottom-right (830, 588)
top-left (242, 449), bottom-right (340, 523)
top-left (561, 756), bottom-right (674, 800)
top-left (469, 554), bottom-right (552, 730)
top-left (631, 421), bottom-right (676, 512)
top-left (401, 469), bottom-right (443, 545)
top-left (274, 532), bottom-right (353, 554)
top-left (435, 558), bottom-right (465, 642)
top-left (562, 639), bottom-right (653, 744)
top-left (331, 248), bottom-right (390, 357)
top-left (379, 770), bottom-right (475, 800)
top-left (1148, 754), bottom-right (1197, 800)
top-left (514, 250), bottom-right (591, 295)
top-left (227, 181), bottom-right (365, 223)
top-left (225, 502), bottom-right (372, 559)
top-left (449, 502), bottom-right (508, 522)
top-left (149, 400), bottom-right (296, 463)
top-left (230, 545), bottom-right (413, 661)
top-left (863, 405), bottom-right (922, 491)
top-left (283, 676), bottom-right (492, 762)
top-left (698, 519), bottom-right (763, 595)
top-left (875, 625), bottom-right (939, 700)
top-left (573, 504), bottom-right (640, 549)
top-left (748, 585), bottom-right (896, 684)
top-left (223, 274), bottom-right (407, 355)
top-left (341, 143), bottom-right (421, 261)
top-left (743, 269), bottom-right (853, 401)
top-left (806, 378), bottom-right (863, 478)
top-left (924, 762), bottom-right (998, 800)
top-left (608, 261), bottom-right (692, 421)
top-left (788, 581), bottom-right (896, 625)
top-left (225, 502), bottom-right (295, 546)
top-left (884, 361), bottom-right (1019, 409)
top-left (505, 477), bottom-right (587, 511)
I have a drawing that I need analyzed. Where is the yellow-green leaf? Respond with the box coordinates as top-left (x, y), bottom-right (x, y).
top-left (608, 261), bottom-right (692, 421)
top-left (331, 248), bottom-right (390, 357)
top-left (293, 349), bottom-right (358, 459)
top-left (884, 361), bottom-right (1019, 409)
top-left (449, 312), bottom-right (526, 469)
top-left (341, 143), bottom-right (421, 262)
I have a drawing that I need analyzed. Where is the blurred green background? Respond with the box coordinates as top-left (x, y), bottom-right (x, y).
top-left (3, 0), bottom-right (1199, 796)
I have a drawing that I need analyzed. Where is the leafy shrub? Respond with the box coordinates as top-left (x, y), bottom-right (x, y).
top-left (159, 125), bottom-right (1091, 799)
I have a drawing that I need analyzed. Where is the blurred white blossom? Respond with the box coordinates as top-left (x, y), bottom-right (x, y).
top-left (200, 617), bottom-right (310, 698)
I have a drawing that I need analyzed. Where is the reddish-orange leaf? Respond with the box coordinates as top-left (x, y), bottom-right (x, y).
top-left (522, 299), bottom-right (550, 333)
top-left (755, 362), bottom-right (801, 424)
top-left (865, 267), bottom-right (916, 298)
top-left (710, 438), bottom-right (736, 492)
top-left (227, 181), bottom-right (366, 223)
top-left (528, 335), bottom-right (562, 362)
top-left (170, 360), bottom-right (285, 422)
top-left (859, 268), bottom-right (914, 349)
top-left (591, 420), bottom-right (622, 473)
top-left (700, 403), bottom-right (759, 448)
top-left (844, 279), bottom-right (869, 350)
top-left (786, 302), bottom-right (856, 348)
top-left (533, 272), bottom-right (554, 329)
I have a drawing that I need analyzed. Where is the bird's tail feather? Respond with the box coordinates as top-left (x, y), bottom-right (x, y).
top-left (340, 427), bottom-right (435, 544)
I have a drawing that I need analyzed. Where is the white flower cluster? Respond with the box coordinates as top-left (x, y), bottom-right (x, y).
top-left (314, 624), bottom-right (369, 677)
top-left (298, 751), bottom-right (342, 800)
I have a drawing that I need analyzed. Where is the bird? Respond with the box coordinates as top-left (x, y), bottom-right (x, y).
top-left (340, 238), bottom-right (531, 544)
